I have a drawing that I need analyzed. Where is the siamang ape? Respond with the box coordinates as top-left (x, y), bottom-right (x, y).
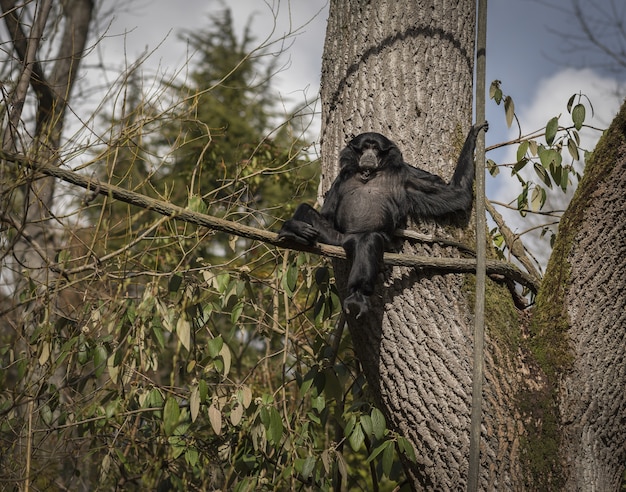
top-left (278, 121), bottom-right (488, 319)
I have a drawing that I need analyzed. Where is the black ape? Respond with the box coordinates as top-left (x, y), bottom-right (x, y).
top-left (279, 121), bottom-right (488, 319)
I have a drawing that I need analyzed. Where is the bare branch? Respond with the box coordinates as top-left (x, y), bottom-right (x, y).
top-left (2, 151), bottom-right (541, 293)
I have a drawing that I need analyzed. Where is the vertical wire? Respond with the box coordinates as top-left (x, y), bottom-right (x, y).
top-left (468, 0), bottom-right (488, 489)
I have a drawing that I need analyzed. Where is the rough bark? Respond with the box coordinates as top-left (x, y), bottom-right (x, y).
top-left (542, 101), bottom-right (626, 490)
top-left (320, 1), bottom-right (528, 489)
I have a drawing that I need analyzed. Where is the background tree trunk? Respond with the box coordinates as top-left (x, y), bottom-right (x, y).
top-left (320, 1), bottom-right (529, 488)
top-left (2, 0), bottom-right (93, 296)
top-left (535, 101), bottom-right (626, 490)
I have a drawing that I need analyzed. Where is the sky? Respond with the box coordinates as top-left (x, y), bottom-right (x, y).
top-left (86, 0), bottom-right (624, 265)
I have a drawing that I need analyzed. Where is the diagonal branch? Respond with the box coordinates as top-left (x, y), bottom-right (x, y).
top-left (486, 199), bottom-right (542, 282)
top-left (2, 151), bottom-right (541, 293)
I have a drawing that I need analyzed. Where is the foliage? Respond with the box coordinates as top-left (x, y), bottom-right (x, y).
top-left (486, 80), bottom-right (596, 263)
top-left (0, 5), bottom-right (414, 491)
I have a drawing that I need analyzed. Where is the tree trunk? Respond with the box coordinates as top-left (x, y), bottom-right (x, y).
top-left (535, 101), bottom-right (626, 490)
top-left (320, 1), bottom-right (528, 489)
top-left (2, 0), bottom-right (93, 294)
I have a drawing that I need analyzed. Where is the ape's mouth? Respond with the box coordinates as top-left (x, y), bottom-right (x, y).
top-left (359, 151), bottom-right (378, 171)
top-left (359, 169), bottom-right (373, 182)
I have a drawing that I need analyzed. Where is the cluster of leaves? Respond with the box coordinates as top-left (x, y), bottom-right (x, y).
top-left (487, 81), bottom-right (591, 251)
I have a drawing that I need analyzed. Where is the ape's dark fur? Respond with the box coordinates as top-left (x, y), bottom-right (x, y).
top-left (279, 121), bottom-right (488, 318)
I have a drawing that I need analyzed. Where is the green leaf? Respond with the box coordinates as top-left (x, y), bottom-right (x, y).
top-left (230, 300), bottom-right (244, 324)
top-left (311, 394), bottom-right (325, 412)
top-left (504, 95), bottom-right (515, 128)
top-left (567, 93), bottom-right (576, 113)
top-left (93, 345), bottom-right (108, 378)
top-left (545, 116), bottom-right (558, 146)
top-left (561, 167), bottom-right (570, 191)
top-left (215, 273), bottom-right (230, 294)
top-left (398, 436), bottom-right (417, 462)
top-left (282, 263), bottom-right (298, 296)
top-left (77, 338), bottom-right (89, 365)
top-left (486, 158), bottom-right (499, 177)
top-left (551, 162), bottom-right (562, 188)
top-left (151, 324), bottom-right (165, 349)
top-left (348, 422), bottom-right (365, 451)
top-left (382, 440), bottom-right (394, 477)
top-left (371, 407), bottom-right (386, 440)
top-left (163, 397), bottom-right (180, 436)
top-left (516, 140), bottom-right (529, 163)
top-left (360, 415), bottom-right (373, 439)
top-left (186, 194), bottom-right (207, 214)
top-left (344, 415), bottom-right (356, 438)
top-left (267, 407), bottom-right (283, 444)
top-left (533, 162), bottom-right (553, 188)
top-left (567, 138), bottom-right (580, 161)
top-left (366, 440), bottom-right (389, 464)
top-left (512, 158), bottom-right (528, 175)
top-left (572, 103), bottom-right (585, 130)
top-left (517, 185), bottom-right (528, 216)
top-left (199, 379), bottom-right (208, 401)
top-left (300, 456), bottom-right (316, 480)
top-left (185, 447), bottom-right (199, 467)
top-left (538, 147), bottom-right (561, 177)
top-left (489, 80), bottom-right (502, 104)
top-left (207, 336), bottom-right (223, 358)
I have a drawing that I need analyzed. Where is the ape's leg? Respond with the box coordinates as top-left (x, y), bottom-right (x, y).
top-left (342, 232), bottom-right (385, 319)
top-left (278, 203), bottom-right (343, 245)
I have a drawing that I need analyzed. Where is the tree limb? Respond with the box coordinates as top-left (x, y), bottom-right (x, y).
top-left (2, 151), bottom-right (541, 293)
top-left (485, 199), bottom-right (542, 282)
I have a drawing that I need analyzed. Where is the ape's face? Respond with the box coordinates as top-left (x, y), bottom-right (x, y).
top-left (342, 132), bottom-right (401, 173)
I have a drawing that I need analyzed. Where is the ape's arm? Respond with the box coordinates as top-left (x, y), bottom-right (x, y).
top-left (451, 120), bottom-right (489, 189)
top-left (406, 121), bottom-right (488, 219)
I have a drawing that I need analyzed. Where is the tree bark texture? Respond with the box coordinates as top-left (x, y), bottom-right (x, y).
top-left (320, 1), bottom-right (527, 489)
top-left (550, 102), bottom-right (626, 490)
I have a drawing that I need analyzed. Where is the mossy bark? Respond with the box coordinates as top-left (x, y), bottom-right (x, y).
top-left (530, 101), bottom-right (626, 490)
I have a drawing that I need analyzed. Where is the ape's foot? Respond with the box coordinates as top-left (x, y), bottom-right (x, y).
top-left (343, 292), bottom-right (370, 320)
top-left (277, 220), bottom-right (317, 245)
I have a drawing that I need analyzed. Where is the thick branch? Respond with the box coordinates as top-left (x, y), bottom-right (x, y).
top-left (3, 152), bottom-right (540, 293)
top-left (486, 199), bottom-right (542, 282)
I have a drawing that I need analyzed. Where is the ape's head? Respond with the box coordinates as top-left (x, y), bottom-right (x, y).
top-left (340, 132), bottom-right (403, 174)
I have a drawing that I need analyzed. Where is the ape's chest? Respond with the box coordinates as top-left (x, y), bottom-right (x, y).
top-left (341, 173), bottom-right (400, 203)
top-left (335, 175), bottom-right (404, 233)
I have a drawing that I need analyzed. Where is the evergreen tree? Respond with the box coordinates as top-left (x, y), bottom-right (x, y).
top-left (161, 9), bottom-right (316, 220)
